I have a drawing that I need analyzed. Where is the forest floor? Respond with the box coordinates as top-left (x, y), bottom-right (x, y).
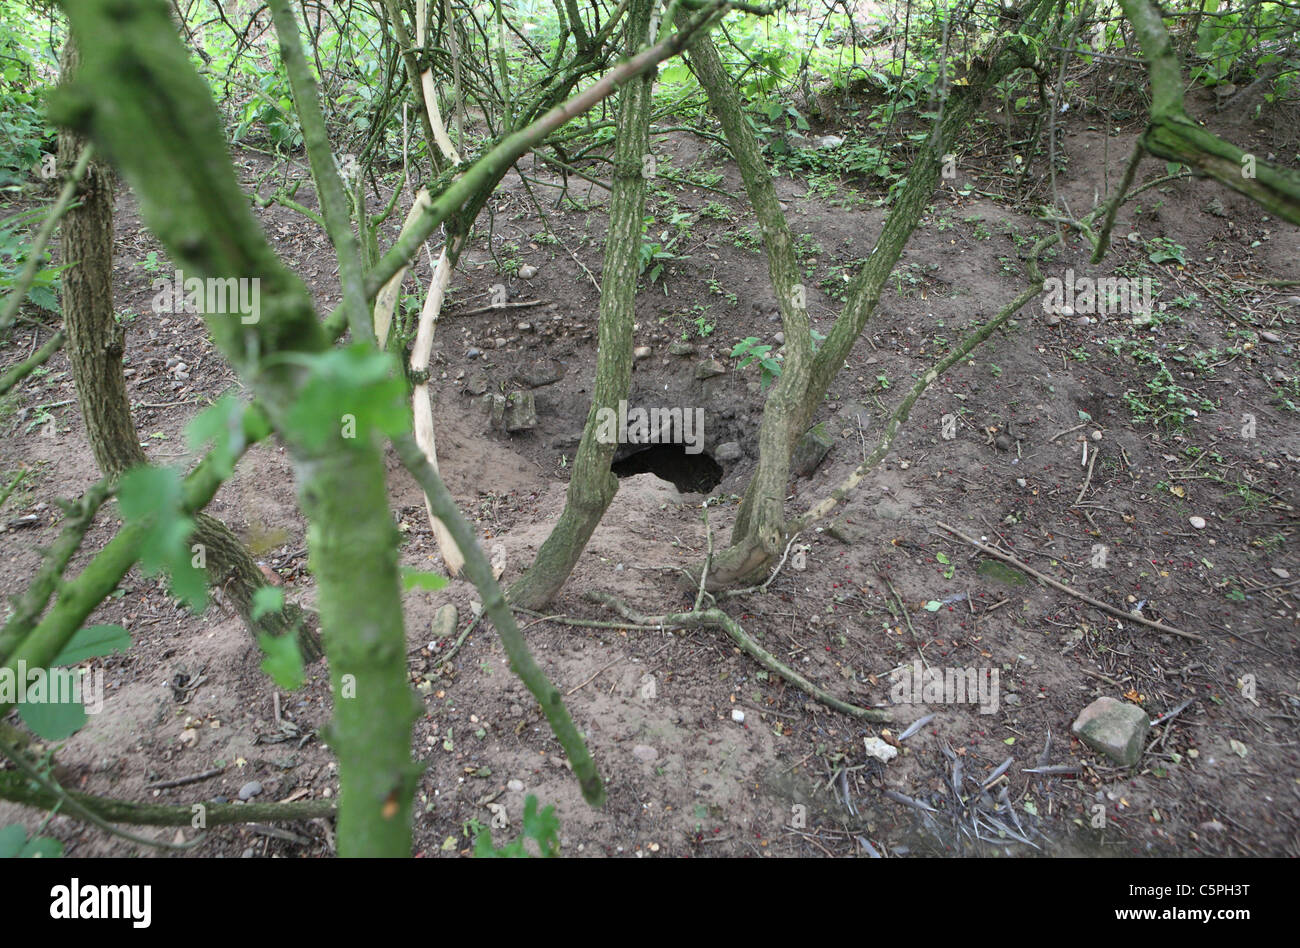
top-left (1, 82), bottom-right (1297, 857)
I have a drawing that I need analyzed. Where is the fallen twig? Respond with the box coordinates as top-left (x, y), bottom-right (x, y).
top-left (936, 521), bottom-right (1202, 642)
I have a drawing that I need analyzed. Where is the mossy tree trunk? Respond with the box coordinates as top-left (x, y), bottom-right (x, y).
top-left (684, 1), bottom-right (1052, 586)
top-left (507, 0), bottom-right (655, 610)
top-left (56, 38), bottom-right (322, 661)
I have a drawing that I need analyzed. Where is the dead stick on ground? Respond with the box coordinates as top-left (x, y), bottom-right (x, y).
top-left (936, 521), bottom-right (1202, 642)
top-left (1074, 448), bottom-right (1098, 506)
top-left (145, 767), bottom-right (225, 790)
top-left (447, 299), bottom-right (545, 318)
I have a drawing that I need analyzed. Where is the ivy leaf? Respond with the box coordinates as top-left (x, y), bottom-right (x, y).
top-left (50, 624), bottom-right (130, 666)
top-left (258, 630), bottom-right (304, 691)
top-left (284, 344), bottom-right (410, 450)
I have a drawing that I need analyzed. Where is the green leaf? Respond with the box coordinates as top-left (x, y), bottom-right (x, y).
top-left (1022, 799), bottom-right (1038, 816)
top-left (19, 693), bottom-right (88, 740)
top-left (924, 600), bottom-right (942, 611)
top-left (0, 825), bottom-right (27, 858)
top-left (185, 394), bottom-right (247, 479)
top-left (20, 836), bottom-right (63, 858)
top-left (251, 586), bottom-right (285, 621)
top-left (284, 344), bottom-right (410, 450)
top-left (117, 465), bottom-right (206, 610)
top-left (1004, 737), bottom-right (1016, 745)
top-left (936, 552), bottom-right (950, 565)
top-left (50, 624), bottom-right (130, 666)
top-left (258, 630), bottom-right (304, 690)
top-left (401, 568), bottom-right (449, 592)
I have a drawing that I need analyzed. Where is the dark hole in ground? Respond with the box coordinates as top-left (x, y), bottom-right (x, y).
top-left (611, 444), bottom-right (723, 494)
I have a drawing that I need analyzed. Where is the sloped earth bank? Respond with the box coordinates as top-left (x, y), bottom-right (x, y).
top-left (1, 96), bottom-right (1297, 857)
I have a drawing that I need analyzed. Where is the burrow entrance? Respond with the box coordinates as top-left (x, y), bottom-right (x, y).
top-left (611, 443), bottom-right (723, 494)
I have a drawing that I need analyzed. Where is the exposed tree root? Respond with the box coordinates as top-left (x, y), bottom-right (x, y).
top-left (583, 590), bottom-right (892, 723)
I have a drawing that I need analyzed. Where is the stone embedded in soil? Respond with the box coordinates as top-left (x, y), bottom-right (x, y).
top-left (632, 744), bottom-right (658, 762)
top-left (1071, 697), bottom-right (1150, 767)
top-left (504, 391), bottom-right (537, 432)
top-left (430, 604), bottom-right (457, 645)
top-left (874, 498), bottom-right (908, 520)
top-left (518, 264), bottom-right (538, 279)
top-left (1189, 516), bottom-right (1207, 529)
top-left (668, 340), bottom-right (695, 357)
top-left (826, 518), bottom-right (864, 544)
top-left (715, 441), bottom-right (742, 462)
top-left (695, 359), bottom-right (726, 380)
top-left (633, 346), bottom-right (652, 361)
top-left (791, 424), bottom-right (834, 477)
top-left (464, 373), bottom-right (488, 396)
top-left (507, 779), bottom-right (525, 792)
top-left (513, 359), bottom-right (565, 388)
top-left (238, 781), bottom-right (263, 801)
top-left (482, 393), bottom-right (506, 429)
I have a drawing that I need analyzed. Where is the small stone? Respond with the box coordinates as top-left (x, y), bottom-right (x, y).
top-left (1071, 697), bottom-right (1150, 767)
top-left (1260, 331), bottom-right (1281, 343)
top-left (863, 736), bottom-right (898, 763)
top-left (695, 359), bottom-right (726, 380)
top-left (632, 744), bottom-right (658, 762)
top-left (814, 134), bottom-right (844, 149)
top-left (633, 346), bottom-right (652, 361)
top-left (494, 337), bottom-right (508, 349)
top-left (504, 391), bottom-right (537, 432)
top-left (464, 373), bottom-right (488, 396)
top-left (826, 519), bottom-right (864, 544)
top-left (715, 441), bottom-right (742, 462)
top-left (507, 779), bottom-right (525, 792)
top-left (731, 709), bottom-right (745, 724)
top-left (668, 340), bottom-right (695, 357)
top-left (791, 424), bottom-right (834, 477)
top-left (1189, 516), bottom-right (1206, 529)
top-left (238, 781), bottom-right (263, 801)
top-left (430, 604), bottom-right (458, 646)
top-left (513, 359), bottom-right (565, 388)
top-left (518, 264), bottom-right (538, 279)
top-left (1004, 693), bottom-right (1021, 706)
top-left (774, 332), bottom-right (785, 344)
top-left (1271, 567), bottom-right (1290, 579)
top-left (466, 347), bottom-right (481, 359)
top-left (517, 321), bottom-right (532, 332)
top-left (1091, 430), bottom-right (1103, 441)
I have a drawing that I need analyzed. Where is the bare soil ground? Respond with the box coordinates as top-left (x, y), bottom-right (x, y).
top-left (1, 87), bottom-right (1297, 857)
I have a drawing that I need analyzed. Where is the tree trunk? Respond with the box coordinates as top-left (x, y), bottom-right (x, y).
top-left (506, 0), bottom-right (655, 610)
top-left (57, 39), bottom-right (322, 661)
top-left (685, 3), bottom-right (1054, 586)
top-left (679, 23), bottom-right (813, 587)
